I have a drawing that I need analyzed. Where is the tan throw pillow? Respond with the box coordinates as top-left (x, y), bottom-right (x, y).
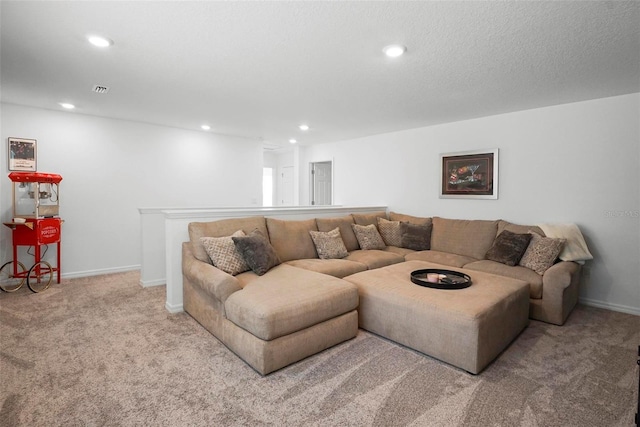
top-left (200, 230), bottom-right (249, 276)
top-left (377, 217), bottom-right (402, 247)
top-left (351, 223), bottom-right (386, 250)
top-left (485, 230), bottom-right (532, 266)
top-left (519, 232), bottom-right (566, 275)
top-left (309, 227), bottom-right (349, 259)
top-left (232, 229), bottom-right (281, 276)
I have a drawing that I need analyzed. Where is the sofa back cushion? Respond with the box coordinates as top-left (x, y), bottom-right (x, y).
top-left (189, 216), bottom-right (268, 263)
top-left (389, 212), bottom-right (432, 227)
top-left (266, 218), bottom-right (318, 262)
top-left (497, 220), bottom-right (545, 237)
top-left (316, 215), bottom-right (359, 251)
top-left (431, 217), bottom-right (499, 260)
top-left (351, 211), bottom-right (387, 226)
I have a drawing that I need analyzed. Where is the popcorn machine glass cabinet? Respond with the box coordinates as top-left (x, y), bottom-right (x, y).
top-left (10, 172), bottom-right (62, 218)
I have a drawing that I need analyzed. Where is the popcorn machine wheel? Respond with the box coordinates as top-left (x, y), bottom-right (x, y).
top-left (0, 172), bottom-right (63, 293)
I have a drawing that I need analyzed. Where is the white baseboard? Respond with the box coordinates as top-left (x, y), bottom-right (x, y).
top-left (579, 297), bottom-right (640, 316)
top-left (139, 278), bottom-right (166, 288)
top-left (165, 301), bottom-right (184, 313)
top-left (61, 265), bottom-right (141, 280)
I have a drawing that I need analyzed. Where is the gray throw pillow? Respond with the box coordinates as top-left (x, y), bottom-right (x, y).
top-left (400, 222), bottom-right (432, 251)
top-left (485, 230), bottom-right (532, 266)
top-left (232, 229), bottom-right (281, 276)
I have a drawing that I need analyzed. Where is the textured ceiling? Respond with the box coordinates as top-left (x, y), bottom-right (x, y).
top-left (1, 1), bottom-right (639, 148)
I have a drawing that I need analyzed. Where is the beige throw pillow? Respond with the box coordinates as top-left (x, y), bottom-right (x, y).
top-left (309, 227), bottom-right (349, 259)
top-left (377, 217), bottom-right (402, 247)
top-left (352, 223), bottom-right (386, 250)
top-left (519, 232), bottom-right (566, 275)
top-left (200, 230), bottom-right (250, 276)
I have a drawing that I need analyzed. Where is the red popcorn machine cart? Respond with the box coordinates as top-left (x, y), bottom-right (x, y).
top-left (0, 172), bottom-right (63, 292)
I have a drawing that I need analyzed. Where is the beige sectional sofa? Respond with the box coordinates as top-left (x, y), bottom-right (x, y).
top-left (182, 211), bottom-right (582, 375)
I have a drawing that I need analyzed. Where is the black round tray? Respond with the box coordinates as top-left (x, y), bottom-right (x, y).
top-left (410, 269), bottom-right (472, 290)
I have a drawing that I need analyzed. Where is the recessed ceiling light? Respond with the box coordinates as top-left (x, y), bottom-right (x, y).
top-left (59, 102), bottom-right (75, 109)
top-left (383, 44), bottom-right (406, 58)
top-left (299, 124), bottom-right (309, 131)
top-left (201, 125), bottom-right (211, 131)
top-left (87, 35), bottom-right (113, 48)
top-left (289, 139), bottom-right (297, 144)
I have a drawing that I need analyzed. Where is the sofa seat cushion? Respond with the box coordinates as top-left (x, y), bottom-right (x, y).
top-left (383, 246), bottom-right (416, 257)
top-left (225, 264), bottom-right (359, 341)
top-left (345, 249), bottom-right (404, 269)
top-left (464, 260), bottom-right (543, 299)
top-left (405, 250), bottom-right (478, 268)
top-left (285, 258), bottom-right (367, 278)
top-left (431, 217), bottom-right (498, 260)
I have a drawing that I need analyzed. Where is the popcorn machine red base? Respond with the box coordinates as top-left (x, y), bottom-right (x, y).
top-left (1, 172), bottom-right (62, 292)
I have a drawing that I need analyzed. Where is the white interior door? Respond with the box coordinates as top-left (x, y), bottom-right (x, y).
top-left (278, 166), bottom-right (294, 206)
top-left (310, 161), bottom-right (332, 206)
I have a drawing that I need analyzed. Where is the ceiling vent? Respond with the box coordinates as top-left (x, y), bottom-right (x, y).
top-left (263, 142), bottom-right (282, 151)
top-left (92, 85), bottom-right (110, 94)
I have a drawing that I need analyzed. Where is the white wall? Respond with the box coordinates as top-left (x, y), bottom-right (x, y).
top-left (0, 104), bottom-right (263, 277)
top-left (300, 94), bottom-right (640, 314)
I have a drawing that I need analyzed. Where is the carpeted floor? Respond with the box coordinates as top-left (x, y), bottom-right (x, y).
top-left (0, 271), bottom-right (638, 426)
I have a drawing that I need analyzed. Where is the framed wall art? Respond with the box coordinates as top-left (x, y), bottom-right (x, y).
top-left (440, 148), bottom-right (498, 199)
top-left (8, 137), bottom-right (37, 171)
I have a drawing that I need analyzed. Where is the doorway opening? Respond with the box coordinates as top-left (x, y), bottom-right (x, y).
top-left (310, 161), bottom-right (333, 206)
top-left (262, 167), bottom-right (274, 207)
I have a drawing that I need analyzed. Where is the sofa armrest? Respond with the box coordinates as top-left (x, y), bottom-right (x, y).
top-left (542, 261), bottom-right (580, 296)
top-left (182, 242), bottom-right (242, 308)
top-left (536, 261), bottom-right (582, 325)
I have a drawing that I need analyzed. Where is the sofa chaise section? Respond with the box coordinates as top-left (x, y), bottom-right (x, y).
top-left (183, 217), bottom-right (360, 375)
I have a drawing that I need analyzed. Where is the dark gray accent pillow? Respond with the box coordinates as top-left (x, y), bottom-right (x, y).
top-left (485, 230), bottom-right (532, 266)
top-left (232, 229), bottom-right (281, 276)
top-left (400, 222), bottom-right (432, 251)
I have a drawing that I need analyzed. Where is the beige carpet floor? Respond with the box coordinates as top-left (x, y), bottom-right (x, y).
top-left (0, 271), bottom-right (638, 426)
